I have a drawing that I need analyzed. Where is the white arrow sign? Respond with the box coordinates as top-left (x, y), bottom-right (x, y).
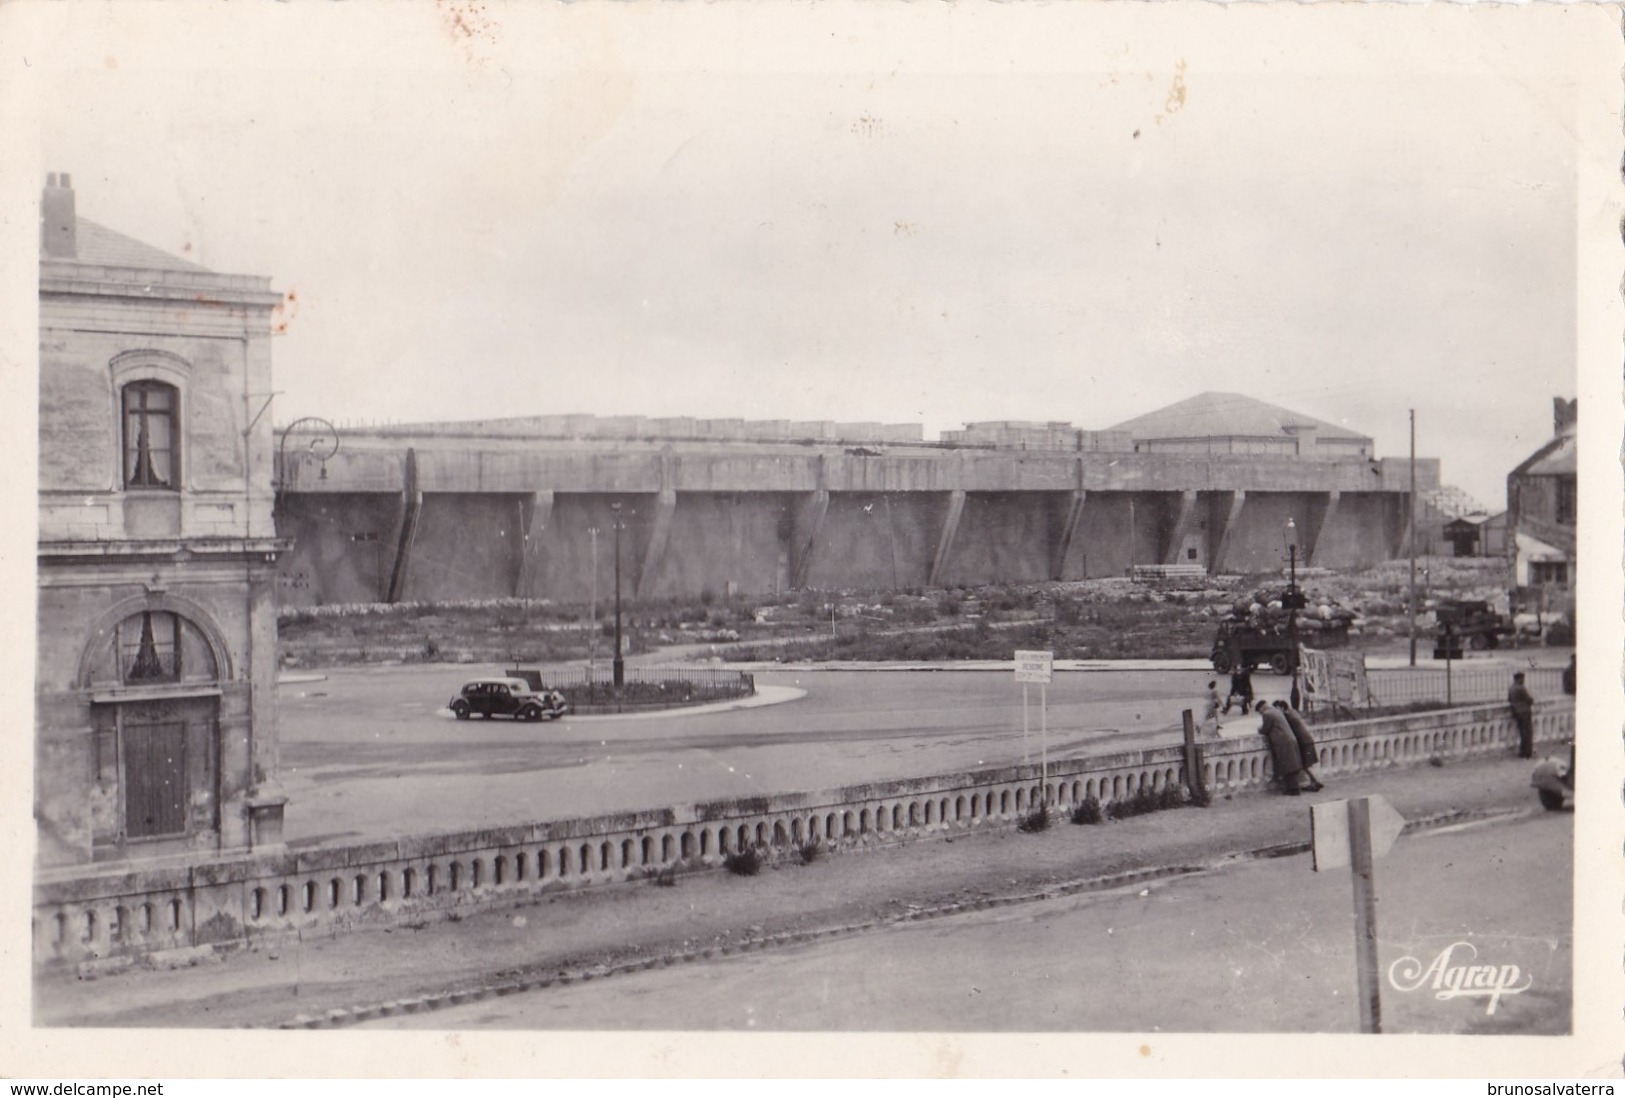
top-left (1310, 795), bottom-right (1407, 872)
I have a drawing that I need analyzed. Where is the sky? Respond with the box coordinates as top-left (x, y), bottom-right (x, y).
top-left (15, 2), bottom-right (1607, 508)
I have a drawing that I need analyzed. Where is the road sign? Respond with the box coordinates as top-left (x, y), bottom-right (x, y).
top-left (1014, 650), bottom-right (1053, 684)
top-left (1310, 795), bottom-right (1405, 871)
top-left (1311, 795), bottom-right (1408, 1033)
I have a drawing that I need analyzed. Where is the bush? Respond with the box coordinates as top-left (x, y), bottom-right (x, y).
top-left (652, 866), bottom-right (678, 887)
top-left (1070, 797), bottom-right (1104, 825)
top-left (1107, 788), bottom-right (1162, 820)
top-left (797, 839), bottom-right (822, 865)
top-left (723, 848), bottom-right (763, 876)
top-left (1016, 807), bottom-right (1051, 833)
top-left (1156, 785), bottom-right (1188, 811)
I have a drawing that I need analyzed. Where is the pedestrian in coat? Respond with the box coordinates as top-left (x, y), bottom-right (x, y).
top-left (1256, 699), bottom-right (1303, 795)
top-left (1508, 672), bottom-right (1536, 758)
top-left (1275, 700), bottom-right (1325, 792)
top-left (1200, 680), bottom-right (1224, 737)
top-left (1562, 655), bottom-right (1576, 696)
top-left (1224, 666), bottom-right (1254, 715)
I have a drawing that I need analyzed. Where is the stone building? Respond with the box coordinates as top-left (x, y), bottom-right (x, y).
top-left (1507, 397), bottom-right (1577, 593)
top-left (36, 174), bottom-right (288, 867)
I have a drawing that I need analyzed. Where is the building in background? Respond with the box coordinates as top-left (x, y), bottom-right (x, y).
top-left (1506, 397), bottom-right (1577, 629)
top-left (36, 174), bottom-right (288, 868)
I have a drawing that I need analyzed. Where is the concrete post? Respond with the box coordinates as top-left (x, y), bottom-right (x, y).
top-left (385, 448), bottom-right (422, 604)
top-left (1052, 489), bottom-right (1088, 580)
top-left (1162, 490), bottom-right (1201, 565)
top-left (790, 490), bottom-right (830, 589)
top-left (929, 490), bottom-right (967, 588)
top-left (1306, 490), bottom-right (1341, 567)
top-left (514, 491), bottom-right (554, 598)
top-left (635, 490), bottom-right (678, 600)
top-left (1210, 490), bottom-right (1247, 574)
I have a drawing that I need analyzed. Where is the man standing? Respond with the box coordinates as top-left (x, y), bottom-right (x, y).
top-left (1256, 699), bottom-right (1303, 795)
top-left (1275, 700), bottom-right (1325, 792)
top-left (1508, 671), bottom-right (1536, 759)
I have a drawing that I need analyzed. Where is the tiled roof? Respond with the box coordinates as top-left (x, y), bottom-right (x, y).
top-left (1107, 391), bottom-right (1370, 442)
top-left (67, 218), bottom-right (210, 273)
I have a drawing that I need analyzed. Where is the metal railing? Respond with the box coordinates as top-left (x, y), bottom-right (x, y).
top-left (1365, 665), bottom-right (1565, 709)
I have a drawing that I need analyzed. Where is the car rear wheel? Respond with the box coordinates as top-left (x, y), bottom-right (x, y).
top-left (451, 701), bottom-right (470, 720)
top-left (1269, 653), bottom-right (1290, 675)
top-left (1468, 633), bottom-right (1490, 651)
top-left (1212, 652), bottom-right (1232, 674)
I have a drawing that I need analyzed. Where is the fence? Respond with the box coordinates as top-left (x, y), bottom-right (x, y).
top-left (512, 666), bottom-right (755, 712)
top-left (34, 698), bottom-right (1572, 969)
top-left (1364, 665), bottom-right (1565, 710)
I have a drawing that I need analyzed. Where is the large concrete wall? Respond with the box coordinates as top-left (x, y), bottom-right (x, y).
top-left (273, 436), bottom-right (1416, 603)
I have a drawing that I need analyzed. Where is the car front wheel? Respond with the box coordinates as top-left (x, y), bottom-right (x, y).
top-left (451, 701), bottom-right (470, 720)
top-left (520, 705), bottom-right (543, 722)
top-left (1537, 787), bottom-right (1566, 811)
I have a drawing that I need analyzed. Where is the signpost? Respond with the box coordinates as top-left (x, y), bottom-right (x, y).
top-left (1180, 709), bottom-right (1208, 801)
top-left (1014, 650), bottom-right (1053, 804)
top-left (1310, 794), bottom-right (1407, 1033)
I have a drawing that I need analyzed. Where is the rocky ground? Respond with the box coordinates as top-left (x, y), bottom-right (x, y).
top-left (278, 556), bottom-right (1529, 670)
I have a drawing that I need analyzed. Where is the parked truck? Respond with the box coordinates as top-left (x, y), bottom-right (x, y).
top-left (1210, 589), bottom-right (1353, 675)
top-left (1432, 599), bottom-right (1512, 657)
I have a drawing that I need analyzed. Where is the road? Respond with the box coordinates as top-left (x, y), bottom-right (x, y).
top-left (276, 658), bottom-right (1561, 846)
top-left (363, 808), bottom-right (1571, 1034)
top-left (276, 665), bottom-right (1244, 845)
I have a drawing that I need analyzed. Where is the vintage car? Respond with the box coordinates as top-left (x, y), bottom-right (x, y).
top-left (448, 678), bottom-right (567, 722)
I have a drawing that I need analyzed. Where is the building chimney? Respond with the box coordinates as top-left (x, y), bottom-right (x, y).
top-left (1552, 396), bottom-right (1577, 438)
top-left (41, 172), bottom-right (77, 260)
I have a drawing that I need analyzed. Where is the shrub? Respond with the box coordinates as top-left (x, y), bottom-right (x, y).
top-left (723, 848), bottom-right (763, 877)
top-left (1190, 785), bottom-right (1213, 808)
top-left (1107, 788), bottom-right (1162, 820)
top-left (652, 866), bottom-right (678, 887)
top-left (1070, 797), bottom-right (1104, 825)
top-left (797, 839), bottom-right (822, 865)
top-left (1156, 785), bottom-right (1187, 811)
top-left (1016, 807), bottom-right (1051, 833)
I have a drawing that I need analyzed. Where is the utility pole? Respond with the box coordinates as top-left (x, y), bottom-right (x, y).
top-left (1408, 409), bottom-right (1417, 667)
top-left (588, 526), bottom-right (600, 680)
top-left (1286, 517), bottom-right (1301, 709)
top-left (611, 503), bottom-right (625, 688)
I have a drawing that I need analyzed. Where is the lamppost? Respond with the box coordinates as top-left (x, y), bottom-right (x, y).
top-left (1284, 517), bottom-right (1303, 709)
top-left (610, 503), bottom-right (625, 689)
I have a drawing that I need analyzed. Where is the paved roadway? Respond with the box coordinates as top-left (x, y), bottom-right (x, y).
top-left (276, 656), bottom-right (1562, 846)
top-left (276, 665), bottom-right (1241, 845)
top-left (366, 808), bottom-right (1572, 1035)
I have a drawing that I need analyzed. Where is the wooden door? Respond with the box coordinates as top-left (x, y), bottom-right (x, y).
top-left (123, 721), bottom-right (187, 839)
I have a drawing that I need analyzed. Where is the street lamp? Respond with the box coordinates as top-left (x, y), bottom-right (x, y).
top-left (610, 503), bottom-right (625, 689)
top-left (275, 417), bottom-right (339, 500)
top-left (1284, 517), bottom-right (1303, 709)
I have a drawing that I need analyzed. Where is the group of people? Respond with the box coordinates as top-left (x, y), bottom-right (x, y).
top-left (1257, 699), bottom-right (1324, 795)
top-left (1197, 678), bottom-right (1323, 795)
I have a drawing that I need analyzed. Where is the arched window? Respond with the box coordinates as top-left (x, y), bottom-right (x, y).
top-left (123, 381), bottom-right (179, 489)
